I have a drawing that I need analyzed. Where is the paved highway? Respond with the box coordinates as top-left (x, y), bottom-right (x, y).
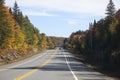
top-left (0, 48), bottom-right (112, 80)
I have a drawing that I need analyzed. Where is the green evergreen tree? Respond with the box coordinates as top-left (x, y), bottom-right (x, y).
top-left (106, 0), bottom-right (116, 17)
top-left (12, 1), bottom-right (20, 22)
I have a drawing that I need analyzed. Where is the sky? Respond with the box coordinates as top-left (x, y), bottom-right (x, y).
top-left (5, 0), bottom-right (120, 37)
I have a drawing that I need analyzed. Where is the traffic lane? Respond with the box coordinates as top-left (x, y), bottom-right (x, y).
top-left (0, 50), bottom-right (50, 71)
top-left (38, 51), bottom-right (74, 80)
top-left (0, 49), bottom-right (111, 80)
top-left (20, 49), bottom-right (110, 80)
top-left (0, 50), bottom-right (56, 80)
top-left (64, 51), bottom-right (111, 80)
top-left (14, 49), bottom-right (57, 80)
top-left (18, 49), bottom-right (110, 80)
top-left (15, 49), bottom-right (74, 80)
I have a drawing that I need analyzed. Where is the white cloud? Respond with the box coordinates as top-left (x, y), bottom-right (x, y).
top-left (5, 0), bottom-right (120, 16)
top-left (23, 10), bottom-right (57, 16)
top-left (67, 19), bottom-right (78, 26)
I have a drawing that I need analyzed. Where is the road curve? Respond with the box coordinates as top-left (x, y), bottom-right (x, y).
top-left (0, 48), bottom-right (112, 80)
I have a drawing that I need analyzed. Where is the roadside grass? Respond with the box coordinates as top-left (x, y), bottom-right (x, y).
top-left (86, 64), bottom-right (96, 69)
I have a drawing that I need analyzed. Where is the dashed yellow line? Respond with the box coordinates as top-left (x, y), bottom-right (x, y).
top-left (14, 49), bottom-right (57, 80)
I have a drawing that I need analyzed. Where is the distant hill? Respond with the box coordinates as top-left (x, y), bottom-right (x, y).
top-left (50, 36), bottom-right (66, 46)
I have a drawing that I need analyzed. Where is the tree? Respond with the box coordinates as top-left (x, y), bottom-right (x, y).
top-left (116, 9), bottom-right (120, 20)
top-left (106, 0), bottom-right (116, 17)
top-left (12, 1), bottom-right (20, 22)
top-left (0, 0), bottom-right (4, 5)
top-left (0, 0), bottom-right (5, 21)
top-left (0, 6), bottom-right (15, 49)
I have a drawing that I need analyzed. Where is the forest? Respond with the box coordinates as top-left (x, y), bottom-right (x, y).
top-left (64, 0), bottom-right (120, 74)
top-left (0, 0), bottom-right (55, 64)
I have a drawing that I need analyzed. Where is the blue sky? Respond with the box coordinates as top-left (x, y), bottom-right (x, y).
top-left (5, 0), bottom-right (120, 37)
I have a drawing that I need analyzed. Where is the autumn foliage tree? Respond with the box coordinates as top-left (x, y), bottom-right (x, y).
top-left (0, 1), bottom-right (55, 60)
top-left (64, 0), bottom-right (120, 66)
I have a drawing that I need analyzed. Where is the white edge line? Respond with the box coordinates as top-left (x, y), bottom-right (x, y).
top-left (0, 52), bottom-right (47, 72)
top-left (64, 51), bottom-right (78, 80)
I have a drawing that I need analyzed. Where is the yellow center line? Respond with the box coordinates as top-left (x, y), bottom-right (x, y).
top-left (14, 49), bottom-right (57, 80)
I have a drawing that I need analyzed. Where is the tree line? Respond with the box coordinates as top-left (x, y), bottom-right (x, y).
top-left (64, 0), bottom-right (120, 67)
top-left (0, 0), bottom-right (55, 62)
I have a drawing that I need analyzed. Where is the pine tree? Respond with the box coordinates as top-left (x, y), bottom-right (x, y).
top-left (106, 0), bottom-right (116, 17)
top-left (13, 1), bottom-right (20, 21)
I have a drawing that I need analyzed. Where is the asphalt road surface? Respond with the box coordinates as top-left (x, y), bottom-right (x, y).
top-left (0, 48), bottom-right (112, 80)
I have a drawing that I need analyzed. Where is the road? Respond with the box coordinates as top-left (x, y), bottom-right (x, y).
top-left (0, 48), bottom-right (112, 80)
